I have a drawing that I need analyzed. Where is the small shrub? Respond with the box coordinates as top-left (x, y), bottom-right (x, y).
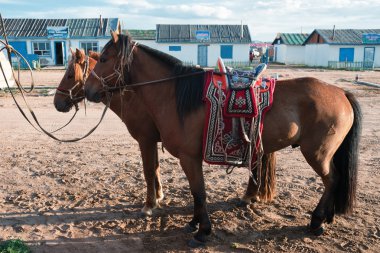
top-left (0, 239), bottom-right (31, 253)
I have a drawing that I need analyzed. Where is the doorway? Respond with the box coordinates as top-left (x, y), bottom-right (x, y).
top-left (363, 47), bottom-right (375, 69)
top-left (54, 42), bottom-right (64, 65)
top-left (197, 45), bottom-right (208, 67)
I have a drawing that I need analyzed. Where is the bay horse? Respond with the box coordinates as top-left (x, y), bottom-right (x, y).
top-left (84, 32), bottom-right (361, 247)
top-left (54, 48), bottom-right (275, 216)
top-left (53, 48), bottom-right (164, 216)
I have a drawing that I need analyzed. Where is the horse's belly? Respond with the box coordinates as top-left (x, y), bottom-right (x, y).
top-left (262, 114), bottom-right (301, 153)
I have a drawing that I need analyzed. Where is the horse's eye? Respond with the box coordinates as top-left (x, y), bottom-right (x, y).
top-left (67, 74), bottom-right (73, 79)
top-left (100, 57), bottom-right (106, 63)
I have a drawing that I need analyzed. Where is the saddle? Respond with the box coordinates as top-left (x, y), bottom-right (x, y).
top-left (203, 57), bottom-right (275, 169)
top-left (212, 57), bottom-right (267, 90)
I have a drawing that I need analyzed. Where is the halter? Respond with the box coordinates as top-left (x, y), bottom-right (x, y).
top-left (90, 42), bottom-right (138, 91)
top-left (56, 55), bottom-right (90, 108)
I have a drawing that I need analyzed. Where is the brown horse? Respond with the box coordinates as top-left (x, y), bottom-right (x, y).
top-left (53, 48), bottom-right (164, 216)
top-left (54, 48), bottom-right (275, 220)
top-left (85, 32), bottom-right (361, 247)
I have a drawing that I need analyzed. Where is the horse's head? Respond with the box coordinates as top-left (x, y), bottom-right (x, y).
top-left (54, 48), bottom-right (98, 112)
top-left (85, 31), bottom-right (134, 103)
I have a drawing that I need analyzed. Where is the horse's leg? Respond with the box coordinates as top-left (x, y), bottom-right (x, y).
top-left (239, 169), bottom-right (260, 206)
top-left (140, 141), bottom-right (161, 216)
top-left (301, 148), bottom-right (337, 235)
top-left (240, 152), bottom-right (277, 206)
top-left (180, 155), bottom-right (211, 247)
top-left (153, 147), bottom-right (164, 202)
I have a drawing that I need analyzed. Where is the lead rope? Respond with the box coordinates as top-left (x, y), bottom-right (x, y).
top-left (0, 15), bottom-right (109, 142)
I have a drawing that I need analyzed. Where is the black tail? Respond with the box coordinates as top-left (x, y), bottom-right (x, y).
top-left (258, 152), bottom-right (277, 202)
top-left (333, 91), bottom-right (362, 214)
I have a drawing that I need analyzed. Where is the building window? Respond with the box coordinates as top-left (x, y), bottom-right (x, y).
top-left (339, 48), bottom-right (354, 62)
top-left (33, 42), bottom-right (51, 56)
top-left (80, 42), bottom-right (99, 53)
top-left (220, 45), bottom-right (233, 59)
top-left (169, 46), bottom-right (181, 51)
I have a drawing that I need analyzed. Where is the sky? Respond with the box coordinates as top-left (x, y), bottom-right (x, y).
top-left (1, 0), bottom-right (380, 41)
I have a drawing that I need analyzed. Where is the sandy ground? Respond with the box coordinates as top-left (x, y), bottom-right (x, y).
top-left (0, 66), bottom-right (379, 252)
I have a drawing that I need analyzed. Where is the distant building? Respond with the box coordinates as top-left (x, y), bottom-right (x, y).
top-left (126, 29), bottom-right (156, 47)
top-left (125, 25), bottom-right (252, 67)
top-left (272, 33), bottom-right (309, 65)
top-left (153, 24), bottom-right (252, 67)
top-left (1, 18), bottom-right (120, 67)
top-left (304, 29), bottom-right (380, 68)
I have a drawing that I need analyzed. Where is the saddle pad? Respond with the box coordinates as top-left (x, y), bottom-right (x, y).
top-left (202, 72), bottom-right (276, 166)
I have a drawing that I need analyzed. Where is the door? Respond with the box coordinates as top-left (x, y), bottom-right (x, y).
top-left (363, 47), bottom-right (375, 69)
top-left (197, 45), bottom-right (208, 67)
top-left (339, 48), bottom-right (354, 62)
top-left (274, 47), bottom-right (278, 62)
top-left (54, 41), bottom-right (65, 65)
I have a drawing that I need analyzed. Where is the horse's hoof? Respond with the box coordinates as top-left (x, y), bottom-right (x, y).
top-left (311, 226), bottom-right (324, 236)
top-left (140, 205), bottom-right (153, 217)
top-left (138, 212), bottom-right (149, 219)
top-left (236, 200), bottom-right (249, 208)
top-left (184, 223), bottom-right (197, 233)
top-left (188, 238), bottom-right (206, 248)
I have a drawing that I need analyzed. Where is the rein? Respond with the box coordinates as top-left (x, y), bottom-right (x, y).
top-left (91, 69), bottom-right (206, 91)
top-left (90, 42), bottom-right (209, 91)
top-left (89, 40), bottom-right (251, 92)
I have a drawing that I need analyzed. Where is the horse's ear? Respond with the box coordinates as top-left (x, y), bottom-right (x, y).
top-left (111, 31), bottom-right (119, 43)
top-left (88, 50), bottom-right (100, 61)
top-left (75, 48), bottom-right (85, 63)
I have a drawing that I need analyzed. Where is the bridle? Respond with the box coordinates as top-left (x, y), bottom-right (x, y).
top-left (90, 42), bottom-right (137, 91)
top-left (56, 55), bottom-right (90, 109)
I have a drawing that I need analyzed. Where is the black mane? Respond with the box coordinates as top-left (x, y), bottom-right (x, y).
top-left (137, 43), bottom-right (205, 122)
top-left (110, 33), bottom-right (205, 123)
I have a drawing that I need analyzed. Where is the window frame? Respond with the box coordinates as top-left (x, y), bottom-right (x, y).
top-left (220, 45), bottom-right (233, 59)
top-left (339, 48), bottom-right (355, 62)
top-left (32, 41), bottom-right (51, 57)
top-left (169, 45), bottom-right (182, 52)
top-left (79, 41), bottom-right (99, 53)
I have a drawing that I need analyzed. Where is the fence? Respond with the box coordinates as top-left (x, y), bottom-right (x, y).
top-left (328, 61), bottom-right (374, 71)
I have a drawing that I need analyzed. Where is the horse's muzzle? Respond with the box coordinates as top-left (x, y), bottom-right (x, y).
top-left (54, 96), bottom-right (73, 113)
top-left (85, 86), bottom-right (104, 103)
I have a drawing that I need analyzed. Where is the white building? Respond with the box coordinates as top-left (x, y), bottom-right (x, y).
top-left (304, 29), bottom-right (380, 68)
top-left (150, 24), bottom-right (252, 67)
top-left (272, 33), bottom-right (309, 65)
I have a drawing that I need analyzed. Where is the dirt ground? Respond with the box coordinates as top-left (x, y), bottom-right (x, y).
top-left (0, 66), bottom-right (379, 252)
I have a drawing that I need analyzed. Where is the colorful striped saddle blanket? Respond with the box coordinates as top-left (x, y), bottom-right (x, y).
top-left (202, 66), bottom-right (275, 167)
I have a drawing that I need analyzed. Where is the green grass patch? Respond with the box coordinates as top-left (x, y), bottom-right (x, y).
top-left (0, 239), bottom-right (31, 253)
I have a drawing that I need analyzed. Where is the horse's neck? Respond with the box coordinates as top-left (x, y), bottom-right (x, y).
top-left (130, 50), bottom-right (181, 130)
